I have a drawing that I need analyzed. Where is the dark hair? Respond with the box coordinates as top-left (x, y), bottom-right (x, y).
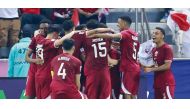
top-left (75, 24), bottom-right (86, 30)
top-left (98, 23), bottom-right (108, 28)
top-left (86, 20), bottom-right (99, 29)
top-left (62, 39), bottom-right (75, 51)
top-left (119, 16), bottom-right (132, 26)
top-left (47, 25), bottom-right (60, 34)
top-left (22, 24), bottom-right (35, 38)
top-left (62, 20), bottom-right (74, 32)
top-left (155, 27), bottom-right (165, 36)
top-left (40, 18), bottom-right (52, 24)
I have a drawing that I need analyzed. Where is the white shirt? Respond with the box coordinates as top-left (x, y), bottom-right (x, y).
top-left (0, 8), bottom-right (19, 18)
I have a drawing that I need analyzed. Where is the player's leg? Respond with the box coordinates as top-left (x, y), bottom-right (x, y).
top-left (24, 64), bottom-right (36, 99)
top-left (99, 70), bottom-right (111, 99)
top-left (154, 88), bottom-right (163, 99)
top-left (85, 73), bottom-right (99, 99)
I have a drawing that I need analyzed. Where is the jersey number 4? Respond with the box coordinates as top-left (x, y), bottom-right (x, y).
top-left (92, 42), bottom-right (107, 58)
top-left (57, 63), bottom-right (67, 79)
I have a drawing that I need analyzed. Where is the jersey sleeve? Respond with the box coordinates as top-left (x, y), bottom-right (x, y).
top-left (44, 39), bottom-right (57, 49)
top-left (120, 31), bottom-right (130, 40)
top-left (75, 59), bottom-right (82, 74)
top-left (109, 49), bottom-right (120, 60)
top-left (164, 46), bottom-right (173, 61)
top-left (29, 37), bottom-right (36, 51)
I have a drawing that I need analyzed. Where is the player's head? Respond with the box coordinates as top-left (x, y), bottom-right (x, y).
top-left (63, 20), bottom-right (74, 33)
top-left (86, 20), bottom-right (99, 30)
top-left (62, 39), bottom-right (75, 54)
top-left (98, 23), bottom-right (108, 28)
top-left (75, 24), bottom-right (87, 30)
top-left (118, 16), bottom-right (132, 31)
top-left (47, 24), bottom-right (61, 39)
top-left (21, 24), bottom-right (35, 38)
top-left (152, 27), bottom-right (165, 43)
top-left (39, 19), bottom-right (52, 36)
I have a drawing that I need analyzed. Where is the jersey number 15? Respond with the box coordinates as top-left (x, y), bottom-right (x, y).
top-left (92, 42), bottom-right (107, 58)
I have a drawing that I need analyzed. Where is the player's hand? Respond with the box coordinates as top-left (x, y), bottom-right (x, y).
top-left (143, 67), bottom-right (153, 73)
top-left (34, 58), bottom-right (44, 65)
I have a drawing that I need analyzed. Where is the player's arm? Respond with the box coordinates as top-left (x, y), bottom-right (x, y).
top-left (88, 33), bottom-right (122, 39)
top-left (25, 48), bottom-right (44, 65)
top-left (54, 31), bottom-right (77, 47)
top-left (75, 74), bottom-right (81, 90)
top-left (108, 55), bottom-right (119, 67)
top-left (144, 60), bottom-right (172, 73)
top-left (86, 28), bottom-right (115, 36)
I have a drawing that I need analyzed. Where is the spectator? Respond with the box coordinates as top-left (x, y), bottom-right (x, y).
top-left (0, 8), bottom-right (20, 48)
top-left (160, 8), bottom-right (173, 23)
top-left (21, 8), bottom-right (46, 29)
top-left (52, 8), bottom-right (73, 24)
top-left (78, 8), bottom-right (100, 24)
top-left (8, 24), bottom-right (34, 77)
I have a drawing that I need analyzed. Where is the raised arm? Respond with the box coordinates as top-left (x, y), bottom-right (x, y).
top-left (88, 33), bottom-right (122, 39)
top-left (86, 28), bottom-right (114, 36)
top-left (54, 31), bottom-right (77, 47)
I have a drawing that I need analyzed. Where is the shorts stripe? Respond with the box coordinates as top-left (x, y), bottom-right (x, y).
top-left (78, 90), bottom-right (84, 99)
top-left (121, 72), bottom-right (131, 94)
top-left (166, 86), bottom-right (172, 99)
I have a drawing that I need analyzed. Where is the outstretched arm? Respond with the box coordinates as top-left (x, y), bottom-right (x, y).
top-left (88, 33), bottom-right (122, 39)
top-left (54, 31), bottom-right (78, 47)
top-left (86, 28), bottom-right (115, 36)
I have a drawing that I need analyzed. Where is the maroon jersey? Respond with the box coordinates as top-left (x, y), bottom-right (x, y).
top-left (29, 35), bottom-right (61, 79)
top-left (72, 31), bottom-right (86, 59)
top-left (82, 33), bottom-right (111, 75)
top-left (120, 29), bottom-right (140, 72)
top-left (50, 53), bottom-right (82, 93)
top-left (152, 43), bottom-right (175, 88)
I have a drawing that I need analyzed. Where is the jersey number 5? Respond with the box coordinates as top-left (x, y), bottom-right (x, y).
top-left (57, 63), bottom-right (67, 79)
top-left (92, 42), bottom-right (107, 58)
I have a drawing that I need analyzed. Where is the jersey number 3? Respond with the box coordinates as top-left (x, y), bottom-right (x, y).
top-left (92, 42), bottom-right (107, 58)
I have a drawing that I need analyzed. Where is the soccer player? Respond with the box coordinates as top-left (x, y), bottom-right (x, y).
top-left (25, 19), bottom-right (51, 99)
top-left (25, 25), bottom-right (77, 99)
top-left (50, 39), bottom-right (86, 99)
top-left (143, 27), bottom-right (175, 99)
top-left (82, 20), bottom-right (112, 99)
top-left (88, 16), bottom-right (140, 99)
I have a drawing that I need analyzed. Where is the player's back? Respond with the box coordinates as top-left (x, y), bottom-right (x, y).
top-left (120, 29), bottom-right (140, 72)
top-left (82, 35), bottom-right (111, 75)
top-left (72, 31), bottom-right (86, 60)
top-left (51, 53), bottom-right (81, 93)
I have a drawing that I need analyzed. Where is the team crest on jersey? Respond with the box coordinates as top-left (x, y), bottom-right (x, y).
top-left (154, 51), bottom-right (158, 57)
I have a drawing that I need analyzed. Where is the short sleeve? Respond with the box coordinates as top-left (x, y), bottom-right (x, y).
top-left (120, 31), bottom-right (130, 40)
top-left (165, 46), bottom-right (173, 61)
top-left (75, 59), bottom-right (82, 74)
top-left (29, 37), bottom-right (36, 51)
top-left (44, 39), bottom-right (57, 49)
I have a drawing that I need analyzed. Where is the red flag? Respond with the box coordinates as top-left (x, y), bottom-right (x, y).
top-left (71, 9), bottom-right (79, 27)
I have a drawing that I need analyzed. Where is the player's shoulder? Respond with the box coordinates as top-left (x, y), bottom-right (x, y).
top-left (71, 56), bottom-right (81, 64)
top-left (163, 43), bottom-right (172, 50)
